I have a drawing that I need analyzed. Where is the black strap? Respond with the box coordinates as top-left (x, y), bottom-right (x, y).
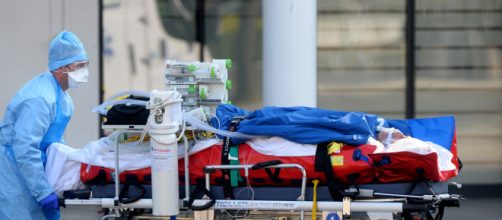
top-left (251, 160), bottom-right (282, 169)
top-left (315, 142), bottom-right (344, 200)
top-left (251, 160), bottom-right (284, 184)
top-left (426, 211), bottom-right (435, 220)
top-left (408, 168), bottom-right (427, 195)
top-left (434, 203), bottom-right (445, 220)
top-left (87, 168), bottom-right (108, 185)
top-left (58, 197), bottom-right (66, 208)
top-left (62, 189), bottom-right (91, 200)
top-left (119, 175), bottom-right (146, 204)
top-left (221, 117), bottom-right (244, 199)
top-left (188, 179), bottom-right (216, 211)
top-left (264, 168), bottom-right (284, 184)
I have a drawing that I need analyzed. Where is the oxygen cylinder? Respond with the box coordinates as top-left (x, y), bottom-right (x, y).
top-left (149, 90), bottom-right (181, 216)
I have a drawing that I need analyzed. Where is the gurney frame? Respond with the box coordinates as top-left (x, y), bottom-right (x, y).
top-left (62, 127), bottom-right (461, 220)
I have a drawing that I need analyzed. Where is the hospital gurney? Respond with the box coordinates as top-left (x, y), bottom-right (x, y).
top-left (62, 160), bottom-right (462, 220)
top-left (61, 90), bottom-right (462, 220)
top-left (62, 136), bottom-right (462, 220)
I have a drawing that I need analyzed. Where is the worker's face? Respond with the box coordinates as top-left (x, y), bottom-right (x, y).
top-left (64, 61), bottom-right (89, 89)
top-left (55, 61), bottom-right (89, 90)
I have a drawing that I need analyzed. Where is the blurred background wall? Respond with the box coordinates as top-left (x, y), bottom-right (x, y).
top-left (0, 0), bottom-right (100, 148)
top-left (101, 0), bottom-right (501, 185)
top-left (317, 0), bottom-right (502, 185)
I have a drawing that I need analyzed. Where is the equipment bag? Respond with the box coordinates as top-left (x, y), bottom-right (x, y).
top-left (103, 95), bottom-right (150, 125)
top-left (104, 104), bottom-right (150, 125)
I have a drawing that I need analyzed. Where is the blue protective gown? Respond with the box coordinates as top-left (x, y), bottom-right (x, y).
top-left (0, 72), bottom-right (73, 219)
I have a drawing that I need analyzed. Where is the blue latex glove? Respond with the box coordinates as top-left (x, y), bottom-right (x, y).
top-left (40, 193), bottom-right (60, 220)
top-left (42, 208), bottom-right (60, 220)
top-left (40, 193), bottom-right (59, 209)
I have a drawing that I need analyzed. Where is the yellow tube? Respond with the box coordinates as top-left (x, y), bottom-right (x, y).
top-left (312, 179), bottom-right (319, 220)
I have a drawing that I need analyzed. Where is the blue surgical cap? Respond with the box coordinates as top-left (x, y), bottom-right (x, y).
top-left (48, 31), bottom-right (88, 71)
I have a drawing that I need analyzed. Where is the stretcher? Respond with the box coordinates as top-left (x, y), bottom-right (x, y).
top-left (61, 131), bottom-right (462, 220)
top-left (63, 163), bottom-right (461, 220)
top-left (61, 91), bottom-right (462, 220)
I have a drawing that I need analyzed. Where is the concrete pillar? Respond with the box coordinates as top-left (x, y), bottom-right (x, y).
top-left (263, 0), bottom-right (317, 107)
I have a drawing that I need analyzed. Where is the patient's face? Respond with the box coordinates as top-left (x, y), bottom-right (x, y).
top-left (377, 129), bottom-right (406, 145)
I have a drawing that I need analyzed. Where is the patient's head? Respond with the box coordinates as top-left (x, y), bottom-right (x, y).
top-left (377, 127), bottom-right (406, 146)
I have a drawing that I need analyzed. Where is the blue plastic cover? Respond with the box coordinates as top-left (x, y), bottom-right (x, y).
top-left (211, 104), bottom-right (382, 146)
top-left (386, 116), bottom-right (456, 150)
top-left (211, 104), bottom-right (455, 150)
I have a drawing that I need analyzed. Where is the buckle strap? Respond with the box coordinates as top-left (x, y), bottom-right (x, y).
top-left (315, 142), bottom-right (345, 200)
top-left (221, 117), bottom-right (244, 199)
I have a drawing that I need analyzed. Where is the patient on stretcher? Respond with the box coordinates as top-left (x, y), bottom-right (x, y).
top-left (46, 126), bottom-right (457, 195)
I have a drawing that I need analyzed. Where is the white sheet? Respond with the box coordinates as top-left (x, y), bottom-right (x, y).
top-left (45, 134), bottom-right (220, 195)
top-left (247, 136), bottom-right (317, 156)
top-left (378, 137), bottom-right (456, 172)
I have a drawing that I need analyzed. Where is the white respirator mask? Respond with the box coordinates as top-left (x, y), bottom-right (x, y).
top-left (67, 67), bottom-right (89, 89)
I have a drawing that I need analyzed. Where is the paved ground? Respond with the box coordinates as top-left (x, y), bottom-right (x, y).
top-left (442, 198), bottom-right (502, 220)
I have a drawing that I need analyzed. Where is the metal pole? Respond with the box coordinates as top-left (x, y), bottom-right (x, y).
top-left (183, 135), bottom-right (190, 202)
top-left (190, 200), bottom-right (404, 213)
top-left (203, 164), bottom-right (307, 202)
top-left (196, 0), bottom-right (205, 61)
top-left (114, 132), bottom-right (122, 205)
top-left (98, 0), bottom-right (105, 138)
top-left (405, 0), bottom-right (416, 119)
top-left (71, 198), bottom-right (405, 213)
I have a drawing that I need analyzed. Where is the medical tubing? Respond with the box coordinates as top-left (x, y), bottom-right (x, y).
top-left (138, 92), bottom-right (183, 144)
top-left (92, 99), bottom-right (147, 115)
top-left (183, 114), bottom-right (261, 140)
top-left (137, 116), bottom-right (151, 144)
top-left (177, 119), bottom-right (186, 142)
top-left (224, 175), bottom-right (256, 218)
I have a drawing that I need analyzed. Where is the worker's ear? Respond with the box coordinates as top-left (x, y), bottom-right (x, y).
top-left (53, 66), bottom-right (67, 75)
top-left (51, 69), bottom-right (61, 77)
top-left (51, 67), bottom-right (67, 81)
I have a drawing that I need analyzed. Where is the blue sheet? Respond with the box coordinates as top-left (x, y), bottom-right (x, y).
top-left (386, 116), bottom-right (456, 150)
top-left (212, 104), bottom-right (383, 145)
top-left (211, 104), bottom-right (456, 149)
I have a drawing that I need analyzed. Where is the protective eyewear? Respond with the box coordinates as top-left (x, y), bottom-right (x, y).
top-left (69, 61), bottom-right (89, 70)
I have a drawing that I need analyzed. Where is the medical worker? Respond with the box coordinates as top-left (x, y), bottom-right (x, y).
top-left (0, 31), bottom-right (89, 220)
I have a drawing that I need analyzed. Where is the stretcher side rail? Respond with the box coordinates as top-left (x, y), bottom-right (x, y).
top-left (201, 163), bottom-right (308, 220)
top-left (99, 124), bottom-right (147, 220)
top-left (203, 163), bottom-right (307, 201)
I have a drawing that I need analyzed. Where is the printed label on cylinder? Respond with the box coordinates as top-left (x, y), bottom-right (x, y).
top-left (151, 146), bottom-right (175, 171)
